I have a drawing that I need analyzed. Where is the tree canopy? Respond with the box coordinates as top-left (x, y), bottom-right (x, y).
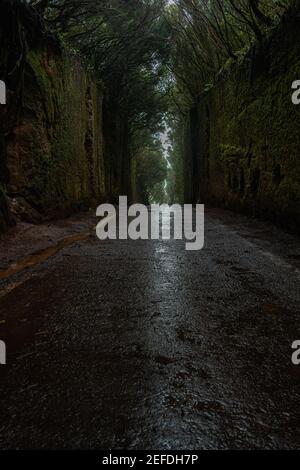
top-left (26, 0), bottom-right (294, 203)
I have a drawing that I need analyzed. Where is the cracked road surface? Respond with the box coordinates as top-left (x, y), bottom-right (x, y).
top-left (0, 208), bottom-right (299, 449)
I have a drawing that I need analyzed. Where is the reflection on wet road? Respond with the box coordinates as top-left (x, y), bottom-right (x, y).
top-left (0, 208), bottom-right (299, 449)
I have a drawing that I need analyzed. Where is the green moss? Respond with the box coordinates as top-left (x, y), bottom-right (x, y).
top-left (16, 47), bottom-right (106, 214)
top-left (27, 49), bottom-right (63, 125)
top-left (185, 13), bottom-right (300, 229)
top-left (220, 145), bottom-right (247, 163)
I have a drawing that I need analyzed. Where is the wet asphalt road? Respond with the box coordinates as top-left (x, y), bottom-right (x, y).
top-left (0, 208), bottom-right (299, 449)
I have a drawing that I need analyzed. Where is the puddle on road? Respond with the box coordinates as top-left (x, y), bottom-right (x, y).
top-left (0, 231), bottom-right (92, 280)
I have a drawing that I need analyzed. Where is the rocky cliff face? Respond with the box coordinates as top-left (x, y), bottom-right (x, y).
top-left (184, 3), bottom-right (300, 231)
top-left (6, 45), bottom-right (106, 219)
top-left (0, 1), bottom-right (130, 231)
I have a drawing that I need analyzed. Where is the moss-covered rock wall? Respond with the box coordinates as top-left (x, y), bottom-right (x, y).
top-left (0, 1), bottom-right (130, 230)
top-left (185, 3), bottom-right (300, 231)
top-left (4, 34), bottom-right (106, 223)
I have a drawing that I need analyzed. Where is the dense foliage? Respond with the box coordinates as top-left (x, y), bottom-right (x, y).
top-left (164, 0), bottom-right (294, 202)
top-left (26, 0), bottom-right (294, 203)
top-left (167, 0), bottom-right (293, 105)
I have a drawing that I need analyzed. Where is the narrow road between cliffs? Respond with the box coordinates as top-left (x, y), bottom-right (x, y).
top-left (0, 208), bottom-right (299, 449)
